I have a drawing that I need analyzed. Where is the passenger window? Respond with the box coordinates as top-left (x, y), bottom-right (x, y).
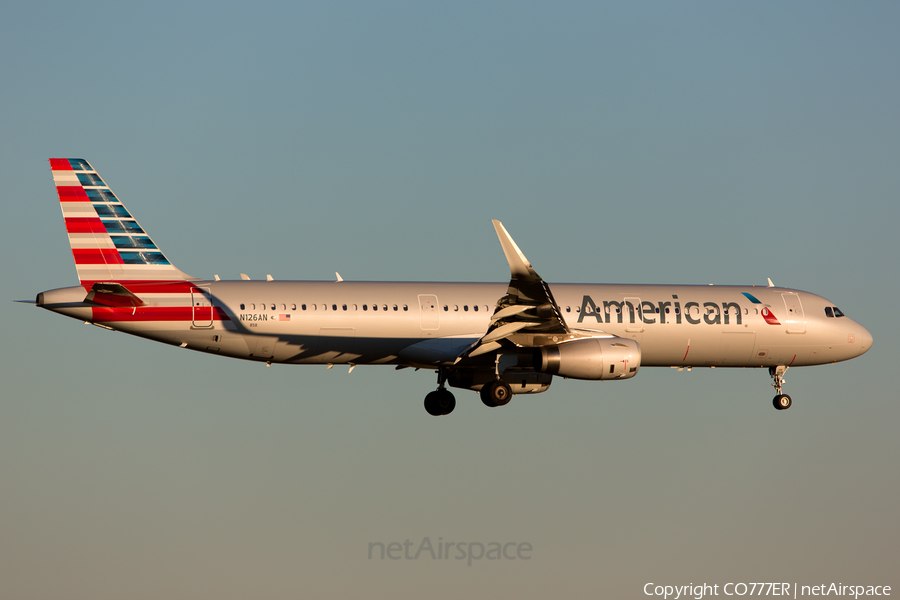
top-left (566, 307), bottom-right (571, 312)
top-left (271, 304), bottom-right (276, 310)
top-left (342, 304), bottom-right (347, 311)
top-left (393, 305), bottom-right (398, 311)
top-left (473, 305), bottom-right (479, 312)
top-left (302, 304), bottom-right (307, 311)
top-left (403, 305), bottom-right (408, 311)
top-left (454, 305), bottom-right (458, 312)
top-left (833, 307), bottom-right (845, 317)
top-left (291, 304), bottom-right (296, 310)
top-left (383, 305), bottom-right (387, 311)
top-left (251, 303), bottom-right (256, 310)
top-left (443, 305), bottom-right (448, 311)
top-left (464, 305), bottom-right (468, 311)
top-left (373, 304), bottom-right (378, 311)
top-left (240, 304), bottom-right (245, 310)
top-left (363, 304), bottom-right (368, 311)
top-left (332, 304), bottom-right (337, 311)
top-left (825, 307), bottom-right (834, 318)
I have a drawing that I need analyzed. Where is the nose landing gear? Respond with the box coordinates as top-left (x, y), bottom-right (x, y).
top-left (773, 394), bottom-right (792, 410)
top-left (770, 366), bottom-right (792, 411)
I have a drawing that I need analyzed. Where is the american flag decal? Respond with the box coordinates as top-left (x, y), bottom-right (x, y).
top-left (279, 314), bottom-right (291, 321)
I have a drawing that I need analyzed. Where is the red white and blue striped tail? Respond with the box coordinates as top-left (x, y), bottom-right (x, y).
top-left (50, 158), bottom-right (196, 286)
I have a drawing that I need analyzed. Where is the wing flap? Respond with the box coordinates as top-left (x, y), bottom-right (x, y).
top-left (481, 321), bottom-right (540, 345)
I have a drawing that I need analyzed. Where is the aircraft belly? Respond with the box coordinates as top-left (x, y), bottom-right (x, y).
top-left (719, 331), bottom-right (756, 365)
top-left (639, 328), bottom-right (756, 367)
top-left (639, 332), bottom-right (689, 366)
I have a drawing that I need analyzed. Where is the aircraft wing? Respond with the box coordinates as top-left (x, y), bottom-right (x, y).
top-left (464, 221), bottom-right (584, 359)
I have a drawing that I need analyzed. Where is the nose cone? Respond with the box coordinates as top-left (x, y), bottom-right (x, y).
top-left (856, 324), bottom-right (873, 356)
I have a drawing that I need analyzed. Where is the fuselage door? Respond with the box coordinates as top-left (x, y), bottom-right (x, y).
top-left (624, 297), bottom-right (643, 332)
top-left (191, 287), bottom-right (213, 328)
top-left (418, 294), bottom-right (440, 331)
top-left (781, 293), bottom-right (805, 334)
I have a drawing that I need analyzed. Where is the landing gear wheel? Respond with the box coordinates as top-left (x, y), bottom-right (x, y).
top-left (768, 366), bottom-right (791, 411)
top-left (424, 389), bottom-right (456, 416)
top-left (773, 394), bottom-right (792, 410)
top-left (480, 380), bottom-right (512, 408)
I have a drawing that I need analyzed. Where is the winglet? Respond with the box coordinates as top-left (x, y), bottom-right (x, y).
top-left (492, 220), bottom-right (538, 279)
top-left (767, 278), bottom-right (775, 287)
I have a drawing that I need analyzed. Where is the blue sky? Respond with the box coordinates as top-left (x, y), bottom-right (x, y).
top-left (2, 2), bottom-right (898, 598)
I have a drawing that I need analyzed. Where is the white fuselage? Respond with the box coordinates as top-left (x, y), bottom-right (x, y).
top-left (39, 280), bottom-right (872, 369)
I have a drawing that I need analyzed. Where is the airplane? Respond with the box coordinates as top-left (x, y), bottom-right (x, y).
top-left (30, 158), bottom-right (873, 415)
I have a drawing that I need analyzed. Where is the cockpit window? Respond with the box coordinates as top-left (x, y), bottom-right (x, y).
top-left (833, 307), bottom-right (845, 317)
top-left (825, 307), bottom-right (834, 318)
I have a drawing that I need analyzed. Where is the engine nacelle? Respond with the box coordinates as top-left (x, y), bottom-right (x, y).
top-left (535, 338), bottom-right (641, 380)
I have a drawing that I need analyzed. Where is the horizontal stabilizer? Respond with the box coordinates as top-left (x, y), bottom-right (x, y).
top-left (83, 282), bottom-right (145, 308)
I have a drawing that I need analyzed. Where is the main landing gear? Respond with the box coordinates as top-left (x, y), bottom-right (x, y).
top-left (424, 369), bottom-right (456, 416)
top-left (481, 352), bottom-right (512, 408)
top-left (480, 379), bottom-right (512, 408)
top-left (424, 388), bottom-right (455, 416)
top-left (770, 366), bottom-right (792, 411)
top-left (423, 373), bottom-right (514, 415)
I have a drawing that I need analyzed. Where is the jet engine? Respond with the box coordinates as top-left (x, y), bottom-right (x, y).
top-left (535, 337), bottom-right (641, 380)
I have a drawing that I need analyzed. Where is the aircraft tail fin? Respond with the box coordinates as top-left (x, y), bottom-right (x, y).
top-left (50, 158), bottom-right (196, 286)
